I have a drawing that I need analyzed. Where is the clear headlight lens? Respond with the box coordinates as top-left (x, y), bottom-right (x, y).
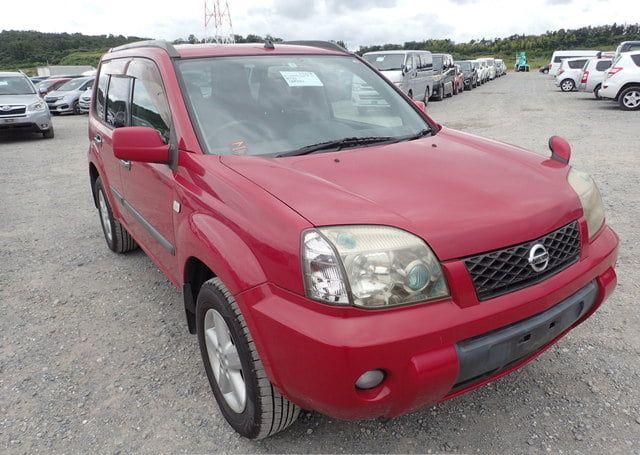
top-left (28, 101), bottom-right (46, 111)
top-left (302, 226), bottom-right (449, 309)
top-left (568, 168), bottom-right (605, 240)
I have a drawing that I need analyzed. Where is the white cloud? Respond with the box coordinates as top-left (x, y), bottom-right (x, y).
top-left (0, 0), bottom-right (637, 50)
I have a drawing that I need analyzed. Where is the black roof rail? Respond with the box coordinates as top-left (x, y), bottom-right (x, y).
top-left (109, 40), bottom-right (180, 58)
top-left (283, 40), bottom-right (349, 53)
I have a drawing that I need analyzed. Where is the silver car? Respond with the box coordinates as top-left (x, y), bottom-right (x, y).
top-left (363, 50), bottom-right (435, 103)
top-left (0, 72), bottom-right (54, 138)
top-left (578, 58), bottom-right (612, 99)
top-left (45, 77), bottom-right (94, 115)
top-left (78, 87), bottom-right (92, 114)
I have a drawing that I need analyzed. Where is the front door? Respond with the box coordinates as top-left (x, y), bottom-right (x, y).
top-left (119, 58), bottom-right (177, 275)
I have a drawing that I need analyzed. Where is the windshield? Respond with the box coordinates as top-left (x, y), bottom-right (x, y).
top-left (177, 55), bottom-right (431, 157)
top-left (0, 76), bottom-right (35, 95)
top-left (57, 78), bottom-right (90, 92)
top-left (433, 56), bottom-right (443, 71)
top-left (362, 53), bottom-right (406, 71)
top-left (458, 62), bottom-right (471, 70)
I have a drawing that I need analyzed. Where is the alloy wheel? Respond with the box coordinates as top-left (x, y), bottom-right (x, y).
top-left (204, 309), bottom-right (246, 413)
top-left (622, 90), bottom-right (640, 109)
top-left (98, 190), bottom-right (112, 242)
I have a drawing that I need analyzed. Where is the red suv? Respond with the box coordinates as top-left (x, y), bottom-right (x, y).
top-left (88, 40), bottom-right (619, 439)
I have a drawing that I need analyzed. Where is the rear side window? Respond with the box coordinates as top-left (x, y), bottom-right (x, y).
top-left (632, 54), bottom-right (640, 67)
top-left (127, 58), bottom-right (172, 143)
top-left (568, 59), bottom-right (587, 69)
top-left (106, 76), bottom-right (131, 128)
top-left (596, 60), bottom-right (612, 71)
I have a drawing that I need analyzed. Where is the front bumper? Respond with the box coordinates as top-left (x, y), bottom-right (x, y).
top-left (46, 99), bottom-right (75, 113)
top-left (0, 110), bottom-right (52, 132)
top-left (237, 223), bottom-right (618, 420)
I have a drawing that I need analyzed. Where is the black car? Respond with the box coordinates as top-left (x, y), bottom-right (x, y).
top-left (430, 53), bottom-right (455, 100)
top-left (455, 60), bottom-right (478, 90)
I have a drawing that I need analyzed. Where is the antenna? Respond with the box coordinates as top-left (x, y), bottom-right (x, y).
top-left (204, 0), bottom-right (235, 44)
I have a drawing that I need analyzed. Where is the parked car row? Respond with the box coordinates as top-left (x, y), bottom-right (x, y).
top-left (362, 50), bottom-right (506, 104)
top-left (548, 41), bottom-right (640, 110)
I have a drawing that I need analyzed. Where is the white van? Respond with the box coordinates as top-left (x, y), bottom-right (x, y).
top-left (363, 50), bottom-right (435, 103)
top-left (549, 50), bottom-right (600, 76)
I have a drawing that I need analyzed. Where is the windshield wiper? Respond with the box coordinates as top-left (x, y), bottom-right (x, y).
top-left (404, 128), bottom-right (432, 141)
top-left (276, 136), bottom-right (398, 157)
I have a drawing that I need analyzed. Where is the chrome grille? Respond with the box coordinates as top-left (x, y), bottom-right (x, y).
top-left (0, 105), bottom-right (26, 116)
top-left (464, 221), bottom-right (581, 301)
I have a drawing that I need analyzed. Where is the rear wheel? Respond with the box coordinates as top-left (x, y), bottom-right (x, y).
top-left (94, 177), bottom-right (137, 253)
top-left (423, 87), bottom-right (430, 105)
top-left (433, 84), bottom-right (444, 101)
top-left (619, 86), bottom-right (640, 111)
top-left (560, 79), bottom-right (575, 92)
top-left (594, 84), bottom-right (602, 100)
top-left (197, 278), bottom-right (300, 439)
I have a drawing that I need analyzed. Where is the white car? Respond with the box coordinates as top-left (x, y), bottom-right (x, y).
top-left (548, 50), bottom-right (600, 76)
top-left (555, 57), bottom-right (591, 92)
top-left (599, 50), bottom-right (640, 110)
top-left (495, 59), bottom-right (506, 76)
top-left (474, 59), bottom-right (488, 84)
top-left (578, 58), bottom-right (612, 99)
top-left (486, 58), bottom-right (497, 80)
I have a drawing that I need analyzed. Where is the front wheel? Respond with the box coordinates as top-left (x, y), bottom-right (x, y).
top-left (73, 101), bottom-right (81, 115)
top-left (560, 79), bottom-right (575, 92)
top-left (197, 278), bottom-right (300, 439)
top-left (433, 84), bottom-right (444, 101)
top-left (42, 127), bottom-right (54, 139)
top-left (619, 86), bottom-right (640, 111)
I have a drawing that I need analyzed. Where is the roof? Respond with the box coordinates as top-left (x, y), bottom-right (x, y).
top-left (363, 50), bottom-right (431, 55)
top-left (0, 71), bottom-right (24, 77)
top-left (108, 40), bottom-right (349, 59)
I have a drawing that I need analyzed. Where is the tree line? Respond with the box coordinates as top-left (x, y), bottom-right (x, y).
top-left (2, 23), bottom-right (639, 71)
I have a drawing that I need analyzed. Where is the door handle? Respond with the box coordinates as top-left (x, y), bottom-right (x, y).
top-left (119, 160), bottom-right (131, 170)
top-left (93, 134), bottom-right (102, 145)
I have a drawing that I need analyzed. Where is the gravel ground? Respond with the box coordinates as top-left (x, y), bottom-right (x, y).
top-left (1, 72), bottom-right (639, 454)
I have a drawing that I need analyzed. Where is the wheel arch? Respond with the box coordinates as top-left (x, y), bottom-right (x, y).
top-left (89, 162), bottom-right (100, 208)
top-left (178, 213), bottom-right (268, 334)
top-left (616, 82), bottom-right (640, 100)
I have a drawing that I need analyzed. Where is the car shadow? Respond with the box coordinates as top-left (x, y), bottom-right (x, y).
top-left (0, 130), bottom-right (47, 143)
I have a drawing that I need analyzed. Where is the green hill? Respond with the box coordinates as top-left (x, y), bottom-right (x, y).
top-left (0, 30), bottom-right (147, 71)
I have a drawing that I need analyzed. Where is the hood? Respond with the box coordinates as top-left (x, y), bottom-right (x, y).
top-left (46, 90), bottom-right (70, 99)
top-left (221, 128), bottom-right (582, 261)
top-left (0, 94), bottom-right (40, 105)
top-left (379, 70), bottom-right (403, 84)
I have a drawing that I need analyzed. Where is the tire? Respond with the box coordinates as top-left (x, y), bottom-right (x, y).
top-left (73, 101), bottom-right (81, 115)
top-left (42, 127), bottom-right (54, 139)
top-left (618, 86), bottom-right (640, 111)
top-left (560, 79), bottom-right (575, 92)
top-left (433, 84), bottom-right (444, 101)
top-left (94, 177), bottom-right (137, 253)
top-left (196, 278), bottom-right (300, 439)
top-left (594, 84), bottom-right (602, 100)
top-left (446, 84), bottom-right (453, 98)
top-left (407, 90), bottom-right (413, 100)
top-left (423, 87), bottom-right (430, 105)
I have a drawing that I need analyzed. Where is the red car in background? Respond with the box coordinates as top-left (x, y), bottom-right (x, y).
top-left (36, 77), bottom-right (72, 97)
top-left (453, 64), bottom-right (465, 94)
top-left (87, 40), bottom-right (618, 440)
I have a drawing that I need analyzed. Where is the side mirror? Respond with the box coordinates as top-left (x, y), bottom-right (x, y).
top-left (113, 127), bottom-right (170, 164)
top-left (548, 135), bottom-right (571, 164)
top-left (413, 100), bottom-right (426, 113)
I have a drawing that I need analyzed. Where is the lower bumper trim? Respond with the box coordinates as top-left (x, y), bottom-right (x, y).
top-left (454, 281), bottom-right (598, 388)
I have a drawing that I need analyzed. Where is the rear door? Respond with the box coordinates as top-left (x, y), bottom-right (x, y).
top-left (120, 58), bottom-right (177, 273)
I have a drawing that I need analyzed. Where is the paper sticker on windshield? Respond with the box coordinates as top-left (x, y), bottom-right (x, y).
top-left (0, 81), bottom-right (8, 86)
top-left (279, 71), bottom-right (323, 87)
top-left (376, 56), bottom-right (385, 62)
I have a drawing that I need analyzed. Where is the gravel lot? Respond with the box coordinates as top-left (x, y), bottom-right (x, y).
top-left (1, 72), bottom-right (639, 454)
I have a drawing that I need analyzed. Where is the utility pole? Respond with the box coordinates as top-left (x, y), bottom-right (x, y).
top-left (204, 0), bottom-right (235, 44)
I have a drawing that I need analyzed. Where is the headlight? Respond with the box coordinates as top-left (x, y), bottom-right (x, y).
top-left (302, 226), bottom-right (449, 309)
top-left (28, 101), bottom-right (46, 112)
top-left (568, 168), bottom-right (605, 240)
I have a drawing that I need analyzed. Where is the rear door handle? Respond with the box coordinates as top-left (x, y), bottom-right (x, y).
top-left (119, 160), bottom-right (131, 170)
top-left (93, 134), bottom-right (102, 145)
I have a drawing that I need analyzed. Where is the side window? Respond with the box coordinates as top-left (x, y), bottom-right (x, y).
top-left (405, 54), bottom-right (414, 71)
top-left (127, 59), bottom-right (171, 143)
top-left (631, 54), bottom-right (640, 67)
top-left (569, 59), bottom-right (587, 69)
top-left (596, 60), bottom-right (612, 71)
top-left (95, 70), bottom-right (109, 120)
top-left (106, 76), bottom-right (131, 128)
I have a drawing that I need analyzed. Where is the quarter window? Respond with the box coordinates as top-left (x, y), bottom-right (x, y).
top-left (631, 54), bottom-right (640, 67)
top-left (128, 59), bottom-right (171, 142)
top-left (595, 60), bottom-right (612, 71)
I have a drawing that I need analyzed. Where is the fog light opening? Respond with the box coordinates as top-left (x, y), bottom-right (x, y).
top-left (355, 369), bottom-right (385, 390)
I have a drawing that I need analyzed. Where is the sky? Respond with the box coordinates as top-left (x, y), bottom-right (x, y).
top-left (2, 0), bottom-right (638, 50)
